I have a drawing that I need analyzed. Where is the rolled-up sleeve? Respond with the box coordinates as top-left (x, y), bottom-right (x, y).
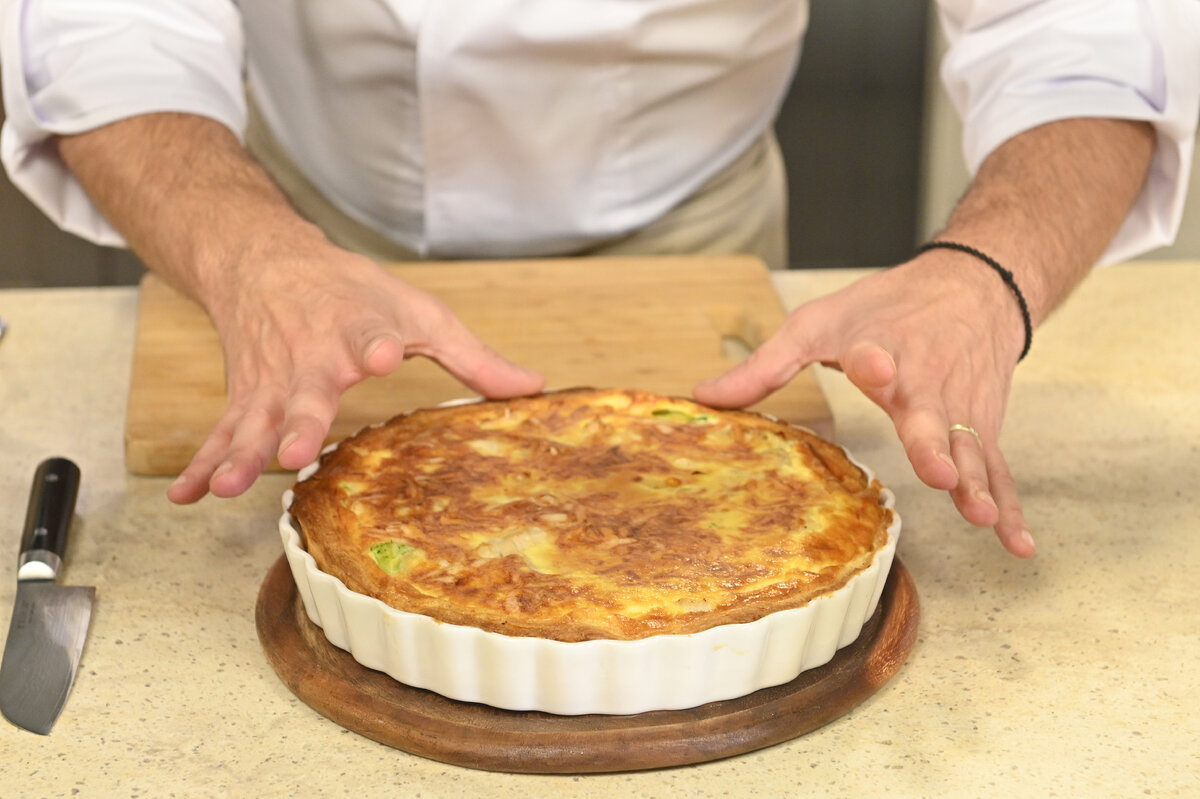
top-left (0, 0), bottom-right (246, 246)
top-left (936, 0), bottom-right (1200, 264)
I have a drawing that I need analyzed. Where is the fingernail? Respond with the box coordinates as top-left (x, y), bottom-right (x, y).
top-left (1018, 528), bottom-right (1036, 552)
top-left (937, 452), bottom-right (956, 471)
top-left (973, 488), bottom-right (997, 511)
top-left (365, 333), bottom-right (393, 354)
top-left (169, 474), bottom-right (187, 491)
top-left (213, 461), bottom-right (234, 480)
top-left (279, 432), bottom-right (300, 455)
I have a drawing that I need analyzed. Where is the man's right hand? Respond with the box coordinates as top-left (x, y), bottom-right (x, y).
top-left (169, 237), bottom-right (544, 503)
top-left (56, 113), bottom-right (544, 503)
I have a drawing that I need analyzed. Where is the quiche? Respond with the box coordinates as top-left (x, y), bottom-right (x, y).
top-left (288, 387), bottom-right (894, 643)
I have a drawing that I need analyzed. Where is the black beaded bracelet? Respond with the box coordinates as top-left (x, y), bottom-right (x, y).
top-left (915, 240), bottom-right (1033, 361)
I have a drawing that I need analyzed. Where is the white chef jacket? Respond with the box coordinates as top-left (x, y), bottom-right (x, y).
top-left (1, 0), bottom-right (1197, 263)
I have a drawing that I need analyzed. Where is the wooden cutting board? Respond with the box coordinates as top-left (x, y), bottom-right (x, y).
top-left (125, 255), bottom-right (833, 475)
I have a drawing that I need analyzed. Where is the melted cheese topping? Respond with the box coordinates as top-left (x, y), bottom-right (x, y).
top-left (291, 388), bottom-right (892, 641)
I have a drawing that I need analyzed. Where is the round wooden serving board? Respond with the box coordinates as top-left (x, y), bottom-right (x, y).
top-left (256, 556), bottom-right (919, 774)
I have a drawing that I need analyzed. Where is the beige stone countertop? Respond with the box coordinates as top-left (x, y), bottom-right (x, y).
top-left (0, 262), bottom-right (1196, 798)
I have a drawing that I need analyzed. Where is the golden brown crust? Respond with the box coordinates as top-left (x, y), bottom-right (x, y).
top-left (290, 388), bottom-right (893, 642)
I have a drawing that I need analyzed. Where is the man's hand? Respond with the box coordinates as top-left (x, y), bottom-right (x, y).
top-left (167, 236), bottom-right (544, 503)
top-left (55, 113), bottom-right (543, 503)
top-left (700, 117), bottom-right (1155, 558)
top-left (696, 253), bottom-right (1034, 557)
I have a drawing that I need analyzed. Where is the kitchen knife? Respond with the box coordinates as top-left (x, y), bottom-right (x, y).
top-left (0, 457), bottom-right (93, 734)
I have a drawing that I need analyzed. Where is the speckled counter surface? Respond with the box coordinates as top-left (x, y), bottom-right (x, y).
top-left (1, 262), bottom-right (1196, 798)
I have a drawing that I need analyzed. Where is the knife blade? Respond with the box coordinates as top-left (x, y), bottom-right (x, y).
top-left (0, 457), bottom-right (93, 734)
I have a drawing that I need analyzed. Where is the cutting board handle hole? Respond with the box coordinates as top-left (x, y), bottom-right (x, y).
top-left (721, 335), bottom-right (755, 362)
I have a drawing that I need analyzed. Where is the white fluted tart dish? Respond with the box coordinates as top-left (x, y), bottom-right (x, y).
top-left (278, 388), bottom-right (900, 715)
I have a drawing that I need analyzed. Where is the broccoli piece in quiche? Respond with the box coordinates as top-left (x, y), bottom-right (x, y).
top-left (368, 541), bottom-right (417, 575)
top-left (650, 407), bottom-right (714, 423)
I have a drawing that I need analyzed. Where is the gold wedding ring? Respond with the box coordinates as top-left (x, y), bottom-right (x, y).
top-left (949, 424), bottom-right (983, 446)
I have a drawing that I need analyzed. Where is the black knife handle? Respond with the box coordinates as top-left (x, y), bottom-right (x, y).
top-left (18, 457), bottom-right (81, 580)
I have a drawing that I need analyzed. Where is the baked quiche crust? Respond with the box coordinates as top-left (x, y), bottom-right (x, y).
top-left (289, 387), bottom-right (893, 642)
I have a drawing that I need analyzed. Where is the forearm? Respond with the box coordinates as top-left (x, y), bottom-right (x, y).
top-left (55, 112), bottom-right (326, 310)
top-left (933, 117), bottom-right (1155, 326)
